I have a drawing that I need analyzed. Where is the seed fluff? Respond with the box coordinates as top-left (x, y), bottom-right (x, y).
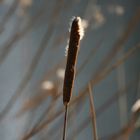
top-left (65, 17), bottom-right (85, 56)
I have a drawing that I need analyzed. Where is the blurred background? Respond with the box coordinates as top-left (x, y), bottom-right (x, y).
top-left (0, 0), bottom-right (140, 140)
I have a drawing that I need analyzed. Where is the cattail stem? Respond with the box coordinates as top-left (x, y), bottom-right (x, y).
top-left (63, 104), bottom-right (68, 140)
top-left (88, 83), bottom-right (98, 140)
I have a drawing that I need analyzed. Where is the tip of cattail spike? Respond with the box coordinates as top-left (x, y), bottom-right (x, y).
top-left (65, 17), bottom-right (85, 56)
top-left (74, 17), bottom-right (84, 40)
top-left (71, 17), bottom-right (84, 40)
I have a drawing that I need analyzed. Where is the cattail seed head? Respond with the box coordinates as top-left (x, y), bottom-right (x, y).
top-left (63, 17), bottom-right (84, 105)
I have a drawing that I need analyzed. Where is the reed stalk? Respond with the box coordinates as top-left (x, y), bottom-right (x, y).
top-left (88, 83), bottom-right (98, 140)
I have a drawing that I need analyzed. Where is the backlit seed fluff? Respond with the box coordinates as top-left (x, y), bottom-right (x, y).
top-left (75, 17), bottom-right (84, 40)
top-left (65, 17), bottom-right (85, 56)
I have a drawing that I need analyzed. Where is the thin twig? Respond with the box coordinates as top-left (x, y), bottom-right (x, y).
top-left (63, 104), bottom-right (68, 140)
top-left (88, 83), bottom-right (98, 140)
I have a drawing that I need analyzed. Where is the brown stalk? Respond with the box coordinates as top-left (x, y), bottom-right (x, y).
top-left (88, 83), bottom-right (98, 140)
top-left (63, 104), bottom-right (68, 140)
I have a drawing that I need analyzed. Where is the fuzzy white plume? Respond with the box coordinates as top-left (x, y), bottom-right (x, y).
top-left (65, 16), bottom-right (86, 56)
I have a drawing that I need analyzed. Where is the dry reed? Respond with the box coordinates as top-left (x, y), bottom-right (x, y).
top-left (88, 83), bottom-right (98, 140)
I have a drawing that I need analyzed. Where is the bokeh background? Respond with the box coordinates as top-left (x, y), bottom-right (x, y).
top-left (0, 0), bottom-right (140, 140)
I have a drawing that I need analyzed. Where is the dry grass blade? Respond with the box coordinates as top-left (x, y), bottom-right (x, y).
top-left (88, 83), bottom-right (98, 140)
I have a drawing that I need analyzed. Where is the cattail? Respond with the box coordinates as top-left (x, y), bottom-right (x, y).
top-left (62, 17), bottom-right (84, 140)
top-left (63, 17), bottom-right (84, 105)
